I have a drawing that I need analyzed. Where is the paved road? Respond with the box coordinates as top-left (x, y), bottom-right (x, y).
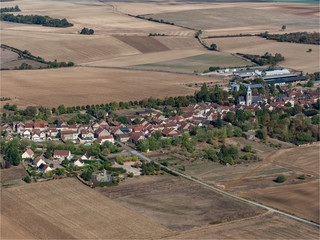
top-left (118, 142), bottom-right (320, 228)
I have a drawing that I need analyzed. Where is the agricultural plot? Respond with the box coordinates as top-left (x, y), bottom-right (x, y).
top-left (0, 165), bottom-right (27, 188)
top-left (174, 212), bottom-right (319, 239)
top-left (1, 178), bottom-right (171, 239)
top-left (205, 36), bottom-right (320, 73)
top-left (144, 6), bottom-right (318, 31)
top-left (130, 52), bottom-right (251, 74)
top-left (1, 67), bottom-right (219, 108)
top-left (98, 175), bottom-right (264, 232)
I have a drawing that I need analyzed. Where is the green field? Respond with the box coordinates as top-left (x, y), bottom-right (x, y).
top-left (130, 52), bottom-right (251, 74)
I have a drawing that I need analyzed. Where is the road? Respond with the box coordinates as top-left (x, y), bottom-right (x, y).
top-left (118, 142), bottom-right (320, 228)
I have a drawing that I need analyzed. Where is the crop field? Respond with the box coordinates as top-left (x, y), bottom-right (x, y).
top-left (1, 178), bottom-right (171, 239)
top-left (174, 212), bottom-right (319, 239)
top-left (131, 52), bottom-right (251, 74)
top-left (205, 36), bottom-right (320, 73)
top-left (1, 67), bottom-right (222, 108)
top-left (97, 175), bottom-right (264, 232)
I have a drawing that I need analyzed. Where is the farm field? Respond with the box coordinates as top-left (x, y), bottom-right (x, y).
top-left (144, 5), bottom-right (318, 32)
top-left (0, 165), bottom-right (27, 188)
top-left (97, 175), bottom-right (264, 232)
top-left (243, 180), bottom-right (320, 223)
top-left (1, 178), bottom-right (171, 239)
top-left (174, 212), bottom-right (319, 239)
top-left (131, 52), bottom-right (251, 74)
top-left (204, 36), bottom-right (320, 73)
top-left (1, 67), bottom-right (222, 108)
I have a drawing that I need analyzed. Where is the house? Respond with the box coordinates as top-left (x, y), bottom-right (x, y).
top-left (81, 152), bottom-right (94, 161)
top-left (31, 131), bottom-right (41, 142)
top-left (94, 127), bottom-right (110, 138)
top-left (80, 129), bottom-right (94, 140)
top-left (53, 150), bottom-right (71, 160)
top-left (73, 158), bottom-right (85, 167)
top-left (96, 135), bottom-right (115, 144)
top-left (130, 132), bottom-right (145, 144)
top-left (22, 149), bottom-right (34, 159)
top-left (237, 96), bottom-right (246, 105)
top-left (115, 133), bottom-right (130, 142)
top-left (33, 156), bottom-right (46, 167)
top-left (243, 131), bottom-right (255, 140)
top-left (38, 163), bottom-right (53, 173)
top-left (61, 130), bottom-right (78, 141)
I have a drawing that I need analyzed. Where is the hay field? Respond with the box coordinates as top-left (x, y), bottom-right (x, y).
top-left (131, 52), bottom-right (251, 74)
top-left (1, 67), bottom-right (219, 108)
top-left (97, 175), bottom-right (263, 232)
top-left (1, 178), bottom-right (171, 239)
top-left (205, 36), bottom-right (320, 73)
top-left (174, 212), bottom-right (319, 239)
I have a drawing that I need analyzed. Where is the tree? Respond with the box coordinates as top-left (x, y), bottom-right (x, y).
top-left (80, 169), bottom-right (93, 181)
top-left (256, 129), bottom-right (267, 140)
top-left (210, 43), bottom-right (217, 50)
top-left (306, 80), bottom-right (314, 87)
top-left (275, 175), bottom-right (286, 183)
top-left (54, 168), bottom-right (65, 176)
top-left (281, 25), bottom-right (286, 31)
top-left (22, 175), bottom-right (31, 183)
top-left (307, 48), bottom-right (312, 53)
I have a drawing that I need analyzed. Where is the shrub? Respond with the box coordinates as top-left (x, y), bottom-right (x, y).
top-left (298, 174), bottom-right (307, 180)
top-left (22, 175), bottom-right (31, 183)
top-left (275, 175), bottom-right (286, 183)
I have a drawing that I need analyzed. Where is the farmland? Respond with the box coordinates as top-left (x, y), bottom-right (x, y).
top-left (1, 67), bottom-right (223, 108)
top-left (97, 174), bottom-right (264, 232)
top-left (1, 178), bottom-right (171, 239)
top-left (174, 212), bottom-right (319, 239)
top-left (204, 36), bottom-right (320, 73)
top-left (131, 52), bottom-right (251, 74)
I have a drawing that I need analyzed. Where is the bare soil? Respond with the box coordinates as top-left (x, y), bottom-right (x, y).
top-left (0, 165), bottom-right (27, 188)
top-left (1, 178), bottom-right (171, 239)
top-left (97, 175), bottom-right (264, 232)
top-left (173, 212), bottom-right (319, 239)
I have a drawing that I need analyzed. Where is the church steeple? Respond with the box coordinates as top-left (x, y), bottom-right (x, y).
top-left (246, 85), bottom-right (252, 106)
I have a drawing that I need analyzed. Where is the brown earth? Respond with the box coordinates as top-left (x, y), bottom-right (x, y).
top-left (1, 67), bottom-right (221, 108)
top-left (97, 175), bottom-right (264, 232)
top-left (114, 35), bottom-right (170, 53)
top-left (243, 180), bottom-right (320, 224)
top-left (1, 178), bottom-right (171, 239)
top-left (0, 165), bottom-right (27, 188)
top-left (172, 212), bottom-right (319, 239)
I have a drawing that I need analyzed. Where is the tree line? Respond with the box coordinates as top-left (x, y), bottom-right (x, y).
top-left (237, 52), bottom-right (285, 66)
top-left (0, 5), bottom-right (20, 13)
top-left (0, 14), bottom-right (73, 27)
top-left (260, 32), bottom-right (319, 45)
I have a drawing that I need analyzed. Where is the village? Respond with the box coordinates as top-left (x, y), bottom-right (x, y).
top-left (0, 69), bottom-right (319, 187)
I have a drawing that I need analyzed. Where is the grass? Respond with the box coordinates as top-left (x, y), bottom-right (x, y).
top-left (253, 168), bottom-right (292, 176)
top-left (131, 53), bottom-right (250, 74)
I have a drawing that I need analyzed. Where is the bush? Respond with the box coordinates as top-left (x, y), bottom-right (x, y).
top-left (298, 174), bottom-right (307, 180)
top-left (274, 175), bottom-right (286, 183)
top-left (22, 175), bottom-right (31, 183)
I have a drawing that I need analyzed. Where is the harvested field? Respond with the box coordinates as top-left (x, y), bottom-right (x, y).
top-left (274, 143), bottom-right (320, 176)
top-left (114, 35), bottom-right (170, 53)
top-left (173, 212), bottom-right (319, 239)
top-left (97, 175), bottom-right (264, 232)
top-left (1, 178), bottom-right (171, 239)
top-left (131, 52), bottom-right (251, 74)
top-left (205, 36), bottom-right (320, 73)
top-left (1, 67), bottom-right (221, 108)
top-left (1, 31), bottom-right (141, 63)
top-left (145, 6), bottom-right (318, 31)
top-left (243, 180), bottom-right (320, 223)
top-left (0, 165), bottom-right (27, 188)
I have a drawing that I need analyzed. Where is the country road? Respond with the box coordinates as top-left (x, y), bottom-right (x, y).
top-left (118, 142), bottom-right (320, 228)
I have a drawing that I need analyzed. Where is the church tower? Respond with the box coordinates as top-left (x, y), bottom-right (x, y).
top-left (246, 85), bottom-right (252, 106)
